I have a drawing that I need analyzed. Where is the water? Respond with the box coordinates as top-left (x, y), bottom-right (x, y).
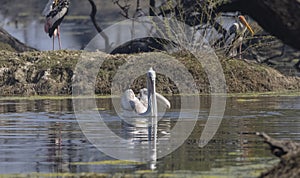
top-left (0, 0), bottom-right (153, 51)
top-left (0, 0), bottom-right (237, 51)
top-left (0, 2), bottom-right (113, 51)
top-left (0, 95), bottom-right (299, 177)
top-left (1, 17), bottom-right (96, 51)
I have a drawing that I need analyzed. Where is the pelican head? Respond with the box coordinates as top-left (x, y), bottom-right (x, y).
top-left (238, 15), bottom-right (254, 36)
top-left (147, 68), bottom-right (156, 95)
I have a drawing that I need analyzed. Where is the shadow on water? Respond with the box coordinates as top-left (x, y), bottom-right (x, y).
top-left (0, 95), bottom-right (299, 176)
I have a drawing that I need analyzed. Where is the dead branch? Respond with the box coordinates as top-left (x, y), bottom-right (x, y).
top-left (149, 0), bottom-right (155, 16)
top-left (133, 0), bottom-right (145, 18)
top-left (257, 132), bottom-right (300, 158)
top-left (88, 0), bottom-right (110, 51)
top-left (113, 0), bottom-right (131, 18)
top-left (257, 132), bottom-right (300, 178)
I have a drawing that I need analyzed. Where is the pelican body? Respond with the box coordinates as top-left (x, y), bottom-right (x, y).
top-left (121, 68), bottom-right (170, 142)
top-left (43, 0), bottom-right (70, 50)
top-left (121, 68), bottom-right (170, 116)
top-left (226, 15), bottom-right (254, 59)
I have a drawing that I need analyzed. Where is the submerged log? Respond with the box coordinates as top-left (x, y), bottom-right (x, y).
top-left (257, 132), bottom-right (300, 178)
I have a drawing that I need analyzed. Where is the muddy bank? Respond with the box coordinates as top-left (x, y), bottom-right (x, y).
top-left (0, 50), bottom-right (299, 96)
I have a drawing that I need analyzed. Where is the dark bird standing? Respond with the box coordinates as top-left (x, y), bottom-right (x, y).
top-left (43, 0), bottom-right (70, 50)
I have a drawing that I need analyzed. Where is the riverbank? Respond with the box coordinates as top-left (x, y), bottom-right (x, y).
top-left (0, 50), bottom-right (299, 96)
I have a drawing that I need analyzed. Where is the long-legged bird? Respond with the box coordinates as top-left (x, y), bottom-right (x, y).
top-left (225, 15), bottom-right (254, 59)
top-left (43, 0), bottom-right (70, 50)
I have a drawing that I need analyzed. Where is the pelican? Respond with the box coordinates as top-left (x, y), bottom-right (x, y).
top-left (225, 15), bottom-right (254, 59)
top-left (43, 0), bottom-right (70, 50)
top-left (121, 68), bottom-right (170, 116)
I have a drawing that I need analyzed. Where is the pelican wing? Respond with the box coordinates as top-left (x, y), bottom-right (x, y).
top-left (138, 88), bottom-right (148, 107)
top-left (129, 101), bottom-right (136, 110)
top-left (121, 89), bottom-right (135, 111)
top-left (121, 88), bottom-right (170, 115)
top-left (156, 92), bottom-right (171, 109)
top-left (121, 89), bottom-right (147, 114)
top-left (132, 99), bottom-right (147, 114)
top-left (138, 88), bottom-right (171, 109)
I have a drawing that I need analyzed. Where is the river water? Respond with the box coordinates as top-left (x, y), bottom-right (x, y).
top-left (1, 2), bottom-right (300, 177)
top-left (0, 95), bottom-right (299, 177)
top-left (0, 0), bottom-right (236, 51)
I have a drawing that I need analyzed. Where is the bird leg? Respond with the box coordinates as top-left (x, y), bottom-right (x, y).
top-left (239, 43), bottom-right (243, 59)
top-left (52, 35), bottom-right (55, 51)
top-left (57, 26), bottom-right (62, 50)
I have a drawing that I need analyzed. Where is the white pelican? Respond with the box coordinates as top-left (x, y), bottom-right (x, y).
top-left (121, 68), bottom-right (171, 116)
top-left (226, 15), bottom-right (254, 59)
top-left (43, 0), bottom-right (70, 50)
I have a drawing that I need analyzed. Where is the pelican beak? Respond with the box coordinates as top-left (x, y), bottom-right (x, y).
top-left (239, 15), bottom-right (254, 36)
top-left (148, 76), bottom-right (154, 95)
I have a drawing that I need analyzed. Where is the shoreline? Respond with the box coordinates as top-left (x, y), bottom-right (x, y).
top-left (0, 50), bottom-right (299, 97)
top-left (0, 90), bottom-right (299, 101)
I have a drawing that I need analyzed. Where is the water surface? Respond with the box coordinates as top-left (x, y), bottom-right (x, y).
top-left (0, 95), bottom-right (299, 177)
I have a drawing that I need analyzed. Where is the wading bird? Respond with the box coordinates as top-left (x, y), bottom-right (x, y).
top-left (225, 15), bottom-right (254, 59)
top-left (121, 68), bottom-right (170, 116)
top-left (43, 0), bottom-right (70, 50)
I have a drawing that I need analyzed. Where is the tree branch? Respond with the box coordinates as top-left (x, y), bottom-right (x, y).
top-left (88, 0), bottom-right (110, 51)
top-left (149, 0), bottom-right (155, 16)
top-left (113, 0), bottom-right (131, 18)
